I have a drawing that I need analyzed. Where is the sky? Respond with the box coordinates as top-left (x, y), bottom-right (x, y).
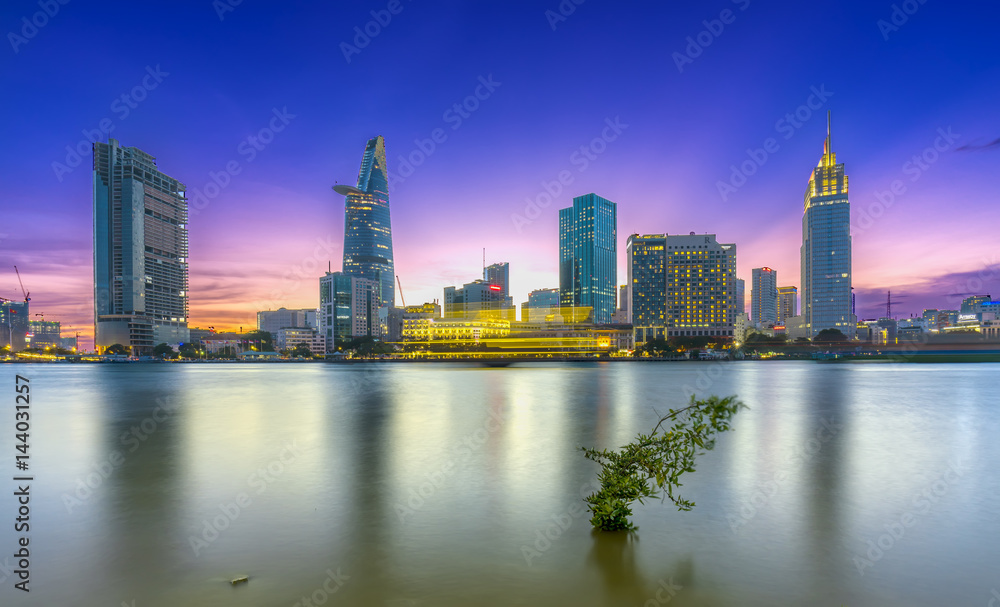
top-left (1, 0), bottom-right (999, 349)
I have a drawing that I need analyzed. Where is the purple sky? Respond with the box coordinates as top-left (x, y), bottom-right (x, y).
top-left (2, 1), bottom-right (998, 348)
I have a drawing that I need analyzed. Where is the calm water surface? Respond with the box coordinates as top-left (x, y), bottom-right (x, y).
top-left (1, 361), bottom-right (998, 606)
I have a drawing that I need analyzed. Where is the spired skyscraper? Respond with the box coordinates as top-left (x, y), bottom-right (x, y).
top-left (93, 139), bottom-right (189, 355)
top-left (333, 135), bottom-right (395, 309)
top-left (800, 113), bottom-right (855, 339)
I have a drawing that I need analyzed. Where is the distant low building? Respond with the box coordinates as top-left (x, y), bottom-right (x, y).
top-left (274, 327), bottom-right (326, 355)
top-left (28, 320), bottom-right (61, 348)
top-left (257, 308), bottom-right (318, 334)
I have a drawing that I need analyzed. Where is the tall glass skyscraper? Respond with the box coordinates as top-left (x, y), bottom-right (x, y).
top-left (751, 267), bottom-right (778, 327)
top-left (334, 136), bottom-right (394, 308)
top-left (93, 139), bottom-right (189, 354)
top-left (800, 113), bottom-right (855, 338)
top-left (559, 193), bottom-right (617, 324)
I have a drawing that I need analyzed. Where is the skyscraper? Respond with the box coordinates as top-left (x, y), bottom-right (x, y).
top-left (751, 267), bottom-right (778, 327)
top-left (777, 286), bottom-right (798, 324)
top-left (627, 234), bottom-right (667, 342)
top-left (319, 271), bottom-right (379, 352)
top-left (800, 113), bottom-right (855, 338)
top-left (484, 262), bottom-right (509, 298)
top-left (663, 233), bottom-right (737, 339)
top-left (333, 136), bottom-right (395, 308)
top-left (559, 193), bottom-right (617, 324)
top-left (93, 139), bottom-right (189, 354)
top-left (628, 233), bottom-right (737, 343)
top-left (735, 278), bottom-right (745, 316)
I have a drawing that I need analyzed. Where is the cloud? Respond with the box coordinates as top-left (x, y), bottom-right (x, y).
top-left (956, 137), bottom-right (1000, 152)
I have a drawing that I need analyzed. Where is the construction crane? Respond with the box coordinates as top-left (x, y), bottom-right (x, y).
top-left (396, 275), bottom-right (406, 307)
top-left (14, 266), bottom-right (29, 303)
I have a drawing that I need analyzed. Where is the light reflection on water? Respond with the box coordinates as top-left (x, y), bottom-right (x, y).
top-left (1, 361), bottom-right (999, 606)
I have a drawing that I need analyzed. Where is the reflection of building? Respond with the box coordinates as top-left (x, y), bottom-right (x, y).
top-left (334, 136), bottom-right (395, 308)
top-left (257, 308), bottom-right (317, 334)
top-left (777, 286), bottom-right (797, 324)
top-left (799, 114), bottom-right (855, 338)
top-left (1, 301), bottom-right (29, 351)
top-left (93, 139), bottom-right (189, 354)
top-left (320, 271), bottom-right (379, 352)
top-left (521, 288), bottom-right (560, 323)
top-left (275, 327), bottom-right (326, 355)
top-left (28, 320), bottom-right (61, 348)
top-left (560, 193), bottom-right (617, 324)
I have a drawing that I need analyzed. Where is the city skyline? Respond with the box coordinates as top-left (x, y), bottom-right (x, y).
top-left (3, 2), bottom-right (999, 348)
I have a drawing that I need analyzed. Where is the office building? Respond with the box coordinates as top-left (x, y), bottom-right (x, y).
top-left (444, 279), bottom-right (513, 319)
top-left (559, 193), bottom-right (617, 324)
top-left (960, 295), bottom-right (993, 317)
top-left (799, 113), bottom-right (855, 338)
top-left (1, 301), bottom-right (29, 352)
top-left (521, 288), bottom-right (560, 323)
top-left (628, 232), bottom-right (737, 343)
top-left (627, 234), bottom-right (667, 342)
top-left (274, 327), bottom-right (326, 355)
top-left (319, 271), bottom-right (379, 352)
top-left (333, 136), bottom-right (395, 308)
top-left (28, 320), bottom-right (61, 348)
top-left (485, 262), bottom-right (510, 298)
top-left (777, 286), bottom-right (798, 325)
top-left (751, 267), bottom-right (778, 327)
top-left (257, 308), bottom-right (318, 334)
top-left (93, 139), bottom-right (189, 354)
top-left (735, 278), bottom-right (745, 316)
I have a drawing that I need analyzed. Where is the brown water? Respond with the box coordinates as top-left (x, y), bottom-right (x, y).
top-left (1, 361), bottom-right (998, 606)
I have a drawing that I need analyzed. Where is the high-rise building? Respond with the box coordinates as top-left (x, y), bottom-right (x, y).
top-left (777, 286), bottom-right (798, 324)
top-left (751, 267), bottom-right (778, 327)
top-left (319, 271), bottom-right (379, 352)
top-left (521, 288), bottom-right (560, 323)
top-left (444, 279), bottom-right (511, 319)
top-left (960, 295), bottom-right (993, 317)
top-left (93, 139), bottom-right (189, 354)
top-left (627, 234), bottom-right (667, 342)
top-left (559, 193), bottom-right (617, 324)
top-left (28, 320), bottom-right (61, 348)
top-left (257, 308), bottom-right (318, 334)
top-left (333, 136), bottom-right (394, 308)
top-left (664, 233), bottom-right (737, 339)
top-left (628, 233), bottom-right (737, 343)
top-left (0, 301), bottom-right (29, 352)
top-left (735, 278), bottom-right (745, 316)
top-left (485, 262), bottom-right (509, 298)
top-left (799, 113), bottom-right (855, 338)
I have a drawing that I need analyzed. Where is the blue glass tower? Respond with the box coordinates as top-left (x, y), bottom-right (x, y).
top-left (559, 193), bottom-right (617, 324)
top-left (801, 113), bottom-right (855, 338)
top-left (334, 136), bottom-right (395, 308)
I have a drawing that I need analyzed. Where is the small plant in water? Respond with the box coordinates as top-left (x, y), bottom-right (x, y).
top-left (581, 395), bottom-right (746, 531)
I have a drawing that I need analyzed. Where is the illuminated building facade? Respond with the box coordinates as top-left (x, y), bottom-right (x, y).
top-left (627, 234), bottom-right (667, 343)
top-left (800, 113), bottom-right (855, 338)
top-left (751, 267), bottom-right (778, 327)
top-left (628, 233), bottom-right (737, 342)
top-left (559, 193), bottom-right (617, 324)
top-left (319, 271), bottom-right (379, 352)
top-left (777, 286), bottom-right (798, 324)
top-left (28, 320), bottom-right (61, 348)
top-left (335, 135), bottom-right (395, 308)
top-left (93, 139), bottom-right (189, 355)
